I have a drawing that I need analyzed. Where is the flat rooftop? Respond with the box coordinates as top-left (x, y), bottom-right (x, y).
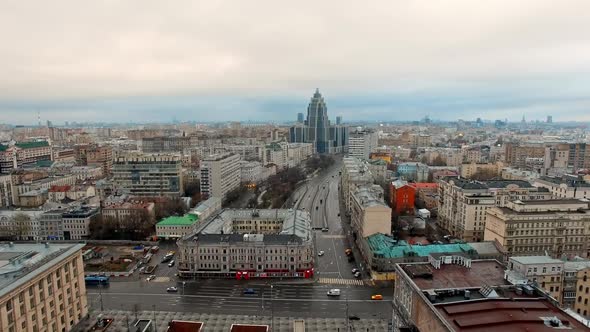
top-left (157, 213), bottom-right (199, 226)
top-left (402, 260), bottom-right (507, 290)
top-left (0, 243), bottom-right (85, 297)
top-left (436, 298), bottom-right (589, 331)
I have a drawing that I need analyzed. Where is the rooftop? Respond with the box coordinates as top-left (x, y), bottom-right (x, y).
top-left (402, 260), bottom-right (507, 290)
top-left (15, 141), bottom-right (50, 149)
top-left (436, 297), bottom-right (589, 331)
top-left (185, 209), bottom-right (311, 243)
top-left (367, 233), bottom-right (477, 259)
top-left (157, 213), bottom-right (199, 226)
top-left (510, 256), bottom-right (564, 265)
top-left (0, 243), bottom-right (85, 297)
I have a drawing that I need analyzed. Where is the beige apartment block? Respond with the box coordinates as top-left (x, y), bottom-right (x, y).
top-left (0, 243), bottom-right (88, 332)
top-left (484, 199), bottom-right (590, 257)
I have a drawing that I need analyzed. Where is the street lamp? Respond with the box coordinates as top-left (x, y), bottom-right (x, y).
top-left (182, 281), bottom-right (186, 295)
top-left (270, 285), bottom-right (274, 330)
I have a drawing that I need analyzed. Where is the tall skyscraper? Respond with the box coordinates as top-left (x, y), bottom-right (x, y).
top-left (289, 89), bottom-right (348, 154)
top-left (297, 112), bottom-right (304, 123)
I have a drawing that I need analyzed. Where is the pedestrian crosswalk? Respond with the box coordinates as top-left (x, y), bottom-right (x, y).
top-left (317, 277), bottom-right (365, 286)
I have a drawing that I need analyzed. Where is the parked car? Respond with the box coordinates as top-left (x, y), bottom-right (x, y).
top-left (146, 275), bottom-right (156, 282)
top-left (327, 289), bottom-right (341, 296)
top-left (352, 268), bottom-right (359, 274)
top-left (168, 260), bottom-right (175, 267)
top-left (318, 251), bottom-right (325, 256)
top-left (354, 271), bottom-right (361, 278)
top-left (321, 227), bottom-right (329, 232)
top-left (166, 287), bottom-right (178, 292)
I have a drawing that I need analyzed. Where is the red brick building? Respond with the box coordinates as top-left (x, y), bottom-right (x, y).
top-left (390, 181), bottom-right (415, 215)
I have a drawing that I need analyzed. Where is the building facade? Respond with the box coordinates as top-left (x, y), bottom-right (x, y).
top-left (484, 199), bottom-right (590, 257)
top-left (0, 243), bottom-right (88, 332)
top-left (177, 209), bottom-right (314, 279)
top-left (112, 153), bottom-right (183, 197)
top-left (200, 153), bottom-right (241, 200)
top-left (348, 129), bottom-right (378, 160)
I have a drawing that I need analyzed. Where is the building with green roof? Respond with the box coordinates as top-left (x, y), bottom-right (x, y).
top-left (360, 233), bottom-right (504, 272)
top-left (156, 213), bottom-right (199, 239)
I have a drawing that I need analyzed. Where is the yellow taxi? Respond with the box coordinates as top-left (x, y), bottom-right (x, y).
top-left (371, 294), bottom-right (383, 300)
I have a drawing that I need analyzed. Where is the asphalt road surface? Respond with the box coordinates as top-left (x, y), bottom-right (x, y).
top-left (88, 279), bottom-right (393, 319)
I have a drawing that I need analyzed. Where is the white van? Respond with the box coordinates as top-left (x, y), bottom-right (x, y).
top-left (327, 289), bottom-right (341, 296)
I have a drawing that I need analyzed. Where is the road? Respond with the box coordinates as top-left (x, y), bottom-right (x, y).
top-left (88, 279), bottom-right (393, 319)
top-left (285, 158), bottom-right (363, 284)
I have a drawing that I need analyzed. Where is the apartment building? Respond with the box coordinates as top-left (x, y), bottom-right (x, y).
top-left (176, 209), bottom-right (314, 279)
top-left (534, 175), bottom-right (590, 199)
top-left (341, 157), bottom-right (375, 214)
top-left (0, 174), bottom-right (14, 207)
top-left (61, 206), bottom-right (99, 240)
top-left (0, 243), bottom-right (88, 332)
top-left (0, 141), bottom-right (52, 174)
top-left (350, 184), bottom-right (391, 239)
top-left (437, 177), bottom-right (550, 242)
top-left (505, 256), bottom-right (590, 317)
top-left (200, 153), bottom-right (241, 200)
top-left (484, 199), bottom-right (590, 257)
top-left (348, 129), bottom-right (378, 160)
top-left (112, 153), bottom-right (183, 197)
top-left (141, 136), bottom-right (193, 153)
top-left (101, 198), bottom-right (155, 223)
top-left (504, 142), bottom-right (545, 169)
top-left (460, 162), bottom-right (502, 179)
top-left (86, 146), bottom-right (113, 175)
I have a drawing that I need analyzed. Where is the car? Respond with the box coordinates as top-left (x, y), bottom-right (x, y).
top-left (371, 294), bottom-right (383, 300)
top-left (146, 275), bottom-right (156, 282)
top-left (320, 199), bottom-right (323, 204)
top-left (352, 268), bottom-right (359, 274)
top-left (243, 288), bottom-right (256, 295)
top-left (168, 260), bottom-right (175, 267)
top-left (327, 289), bottom-right (341, 296)
top-left (166, 287), bottom-right (178, 292)
top-left (138, 266), bottom-right (146, 273)
top-left (337, 213), bottom-right (340, 217)
top-left (318, 250), bottom-right (325, 256)
top-left (321, 227), bottom-right (329, 232)
top-left (348, 315), bottom-right (360, 321)
top-left (315, 206), bottom-right (318, 210)
top-left (354, 272), bottom-right (361, 278)
top-left (302, 207), bottom-right (306, 210)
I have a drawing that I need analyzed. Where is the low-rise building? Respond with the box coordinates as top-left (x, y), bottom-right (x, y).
top-left (534, 175), bottom-right (590, 199)
top-left (177, 209), bottom-right (313, 279)
top-left (191, 197), bottom-right (222, 221)
top-left (156, 213), bottom-right (200, 240)
top-left (101, 197), bottom-right (155, 224)
top-left (62, 206), bottom-right (100, 240)
top-left (0, 242), bottom-right (88, 332)
top-left (484, 199), bottom-right (590, 257)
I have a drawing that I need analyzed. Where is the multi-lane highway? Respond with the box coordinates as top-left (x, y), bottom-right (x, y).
top-left (88, 279), bottom-right (393, 319)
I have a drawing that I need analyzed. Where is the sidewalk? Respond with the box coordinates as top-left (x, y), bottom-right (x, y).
top-left (74, 309), bottom-right (390, 331)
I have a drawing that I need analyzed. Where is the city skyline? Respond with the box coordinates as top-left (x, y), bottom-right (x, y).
top-left (1, 1), bottom-right (590, 124)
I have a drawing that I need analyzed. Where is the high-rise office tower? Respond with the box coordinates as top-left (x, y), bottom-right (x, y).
top-left (297, 112), bottom-right (304, 123)
top-left (289, 89), bottom-right (348, 154)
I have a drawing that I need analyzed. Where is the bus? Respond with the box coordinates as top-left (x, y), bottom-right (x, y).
top-left (85, 275), bottom-right (110, 286)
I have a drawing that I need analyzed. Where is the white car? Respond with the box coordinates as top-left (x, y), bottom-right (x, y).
top-left (146, 275), bottom-right (156, 282)
top-left (318, 251), bottom-right (325, 256)
top-left (327, 289), bottom-right (341, 296)
top-left (166, 287), bottom-right (178, 292)
top-left (352, 268), bottom-right (359, 274)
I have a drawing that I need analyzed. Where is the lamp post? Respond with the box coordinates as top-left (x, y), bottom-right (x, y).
top-left (182, 281), bottom-right (186, 295)
top-left (270, 284), bottom-right (274, 330)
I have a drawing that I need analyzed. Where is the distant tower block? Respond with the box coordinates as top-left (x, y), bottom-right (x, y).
top-left (336, 116), bottom-right (342, 125)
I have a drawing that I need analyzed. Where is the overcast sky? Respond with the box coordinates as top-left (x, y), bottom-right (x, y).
top-left (1, 0), bottom-right (590, 124)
